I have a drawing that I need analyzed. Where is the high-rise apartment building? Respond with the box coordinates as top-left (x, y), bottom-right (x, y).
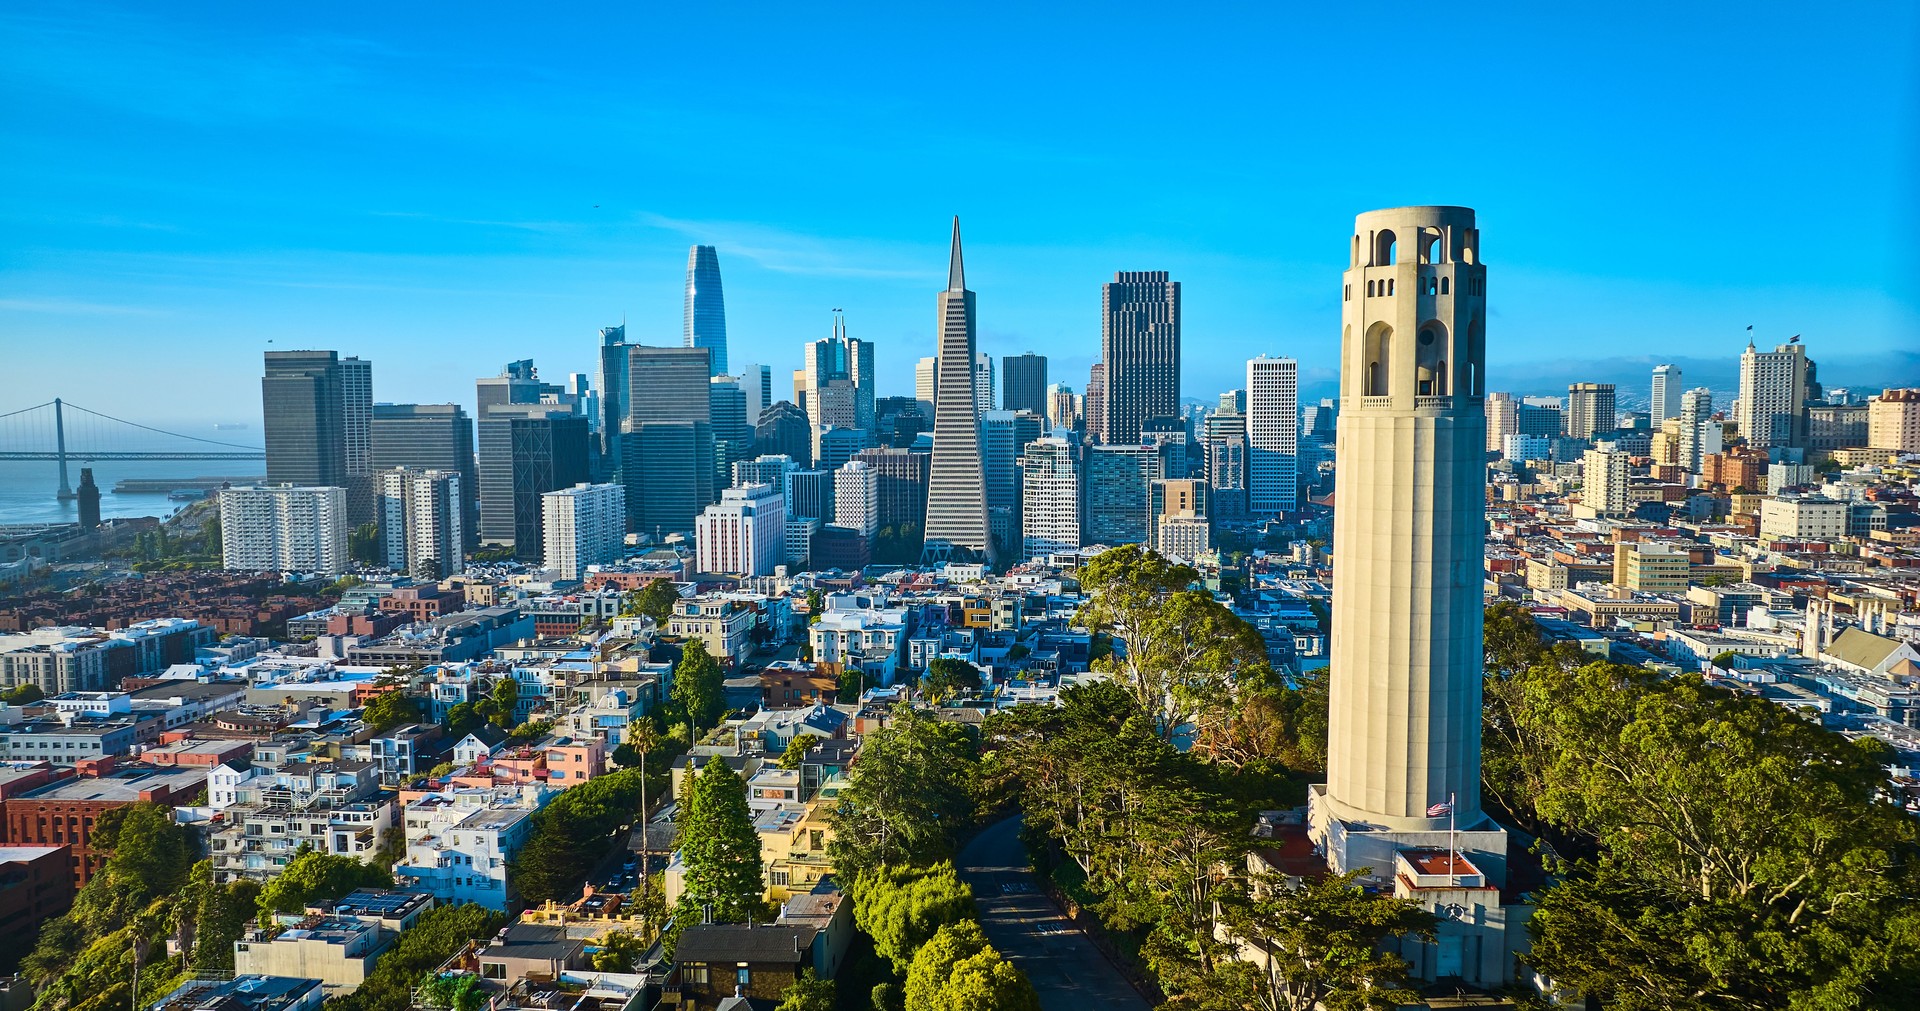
top-left (795, 317), bottom-right (876, 440)
top-left (832, 461), bottom-right (879, 540)
top-left (262, 351), bottom-right (346, 490)
top-left (1565, 382), bottom-right (1616, 440)
top-left (1100, 271), bottom-right (1181, 445)
top-left (1869, 389), bottom-right (1920, 452)
top-left (1002, 353), bottom-right (1048, 416)
top-left (684, 245), bottom-right (728, 376)
top-left (542, 483), bottom-right (626, 581)
top-left (219, 485), bottom-right (350, 577)
top-left (1483, 391), bottom-right (1518, 453)
top-left (371, 403), bottom-right (477, 548)
top-left (1084, 444), bottom-right (1160, 546)
top-left (1516, 403), bottom-right (1561, 439)
top-left (915, 356), bottom-right (938, 418)
top-left (1737, 340), bottom-right (1815, 450)
top-left (1246, 357), bottom-right (1300, 515)
top-left (1020, 437), bottom-right (1080, 560)
top-left (1046, 384), bottom-right (1080, 434)
top-left (734, 454), bottom-right (796, 491)
top-left (624, 346), bottom-right (715, 537)
top-left (1084, 364), bottom-right (1107, 443)
top-left (1582, 449), bottom-right (1630, 516)
top-left (1678, 387), bottom-right (1719, 472)
top-left (973, 354), bottom-right (995, 415)
top-left (783, 470), bottom-right (831, 523)
top-left (1650, 364), bottom-right (1682, 423)
top-left (921, 219), bottom-right (993, 565)
top-left (376, 468), bottom-right (465, 579)
top-left (736, 363), bottom-right (773, 425)
top-left (1312, 209), bottom-right (1516, 976)
top-left (983, 410), bottom-right (1045, 563)
top-left (475, 405), bottom-right (591, 557)
top-left (1148, 478), bottom-right (1208, 557)
top-left (695, 484), bottom-right (784, 577)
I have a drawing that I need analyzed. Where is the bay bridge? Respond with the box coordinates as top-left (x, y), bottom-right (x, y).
top-left (0, 399), bottom-right (265, 500)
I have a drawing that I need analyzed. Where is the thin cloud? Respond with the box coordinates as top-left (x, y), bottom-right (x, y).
top-left (0, 297), bottom-right (165, 316)
top-left (638, 212), bottom-right (934, 280)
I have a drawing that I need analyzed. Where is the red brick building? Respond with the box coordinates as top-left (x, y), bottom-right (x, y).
top-left (4, 763), bottom-right (206, 888)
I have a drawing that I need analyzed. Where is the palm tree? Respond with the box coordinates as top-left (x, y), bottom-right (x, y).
top-left (627, 720), bottom-right (661, 904)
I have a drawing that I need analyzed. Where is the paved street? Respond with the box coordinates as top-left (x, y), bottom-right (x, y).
top-left (957, 816), bottom-right (1153, 1011)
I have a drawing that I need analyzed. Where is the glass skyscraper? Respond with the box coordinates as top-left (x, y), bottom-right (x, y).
top-left (684, 245), bottom-right (729, 376)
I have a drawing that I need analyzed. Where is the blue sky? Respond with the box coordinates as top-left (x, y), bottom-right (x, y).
top-left (3, 2), bottom-right (1916, 428)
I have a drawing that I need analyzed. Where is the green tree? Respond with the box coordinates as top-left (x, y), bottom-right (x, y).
top-left (624, 578), bottom-right (682, 624)
top-left (488, 676), bottom-right (520, 727)
top-left (349, 521), bottom-right (381, 565)
top-left (851, 861), bottom-right (976, 972)
top-left (903, 921), bottom-right (1039, 1011)
top-left (256, 846), bottom-right (394, 921)
top-left (919, 657), bottom-right (982, 703)
top-left (1075, 544), bottom-right (1274, 741)
top-left (330, 903), bottom-right (509, 1011)
top-left (1, 682), bottom-right (45, 705)
top-left (362, 690), bottom-right (425, 732)
top-left (1207, 870), bottom-right (1435, 1011)
top-left (807, 588), bottom-right (824, 623)
top-left (671, 639), bottom-right (725, 738)
top-left (513, 768), bottom-right (647, 905)
top-left (776, 969), bottom-right (836, 1011)
top-left (443, 700), bottom-right (483, 740)
top-left (776, 733), bottom-right (823, 769)
top-left (675, 757), bottom-right (765, 925)
top-left (590, 930), bottom-right (649, 972)
top-left (828, 704), bottom-right (979, 881)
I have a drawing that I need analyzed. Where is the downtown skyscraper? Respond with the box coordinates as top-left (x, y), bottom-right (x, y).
top-left (262, 350), bottom-right (348, 490)
top-left (1247, 356), bottom-right (1300, 515)
top-left (684, 245), bottom-right (728, 376)
top-left (922, 218), bottom-right (993, 565)
top-left (1001, 352), bottom-right (1048, 417)
top-left (1100, 270), bottom-right (1181, 444)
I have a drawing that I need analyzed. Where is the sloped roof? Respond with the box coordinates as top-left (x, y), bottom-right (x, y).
top-left (1827, 627), bottom-right (1902, 671)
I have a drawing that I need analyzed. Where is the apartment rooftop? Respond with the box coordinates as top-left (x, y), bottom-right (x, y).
top-left (18, 763), bottom-right (206, 803)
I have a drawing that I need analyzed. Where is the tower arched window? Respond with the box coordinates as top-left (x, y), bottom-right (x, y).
top-left (1387, 279), bottom-right (1395, 296)
top-left (1440, 277), bottom-right (1449, 295)
top-left (1375, 229), bottom-right (1397, 266)
top-left (1365, 323), bottom-right (1392, 397)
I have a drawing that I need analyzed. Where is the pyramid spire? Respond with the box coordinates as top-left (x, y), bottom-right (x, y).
top-left (947, 216), bottom-right (966, 292)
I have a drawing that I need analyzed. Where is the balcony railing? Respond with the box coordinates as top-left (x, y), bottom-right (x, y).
top-left (1360, 396), bottom-right (1393, 409)
top-left (1414, 395), bottom-right (1452, 410)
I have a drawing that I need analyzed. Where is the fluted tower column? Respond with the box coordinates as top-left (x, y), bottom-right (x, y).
top-left (1324, 206), bottom-right (1489, 833)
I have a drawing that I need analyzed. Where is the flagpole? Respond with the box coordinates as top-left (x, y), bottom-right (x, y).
top-left (1448, 791), bottom-right (1457, 887)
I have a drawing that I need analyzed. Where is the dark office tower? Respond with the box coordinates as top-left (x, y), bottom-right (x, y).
top-left (1085, 363), bottom-right (1108, 443)
top-left (76, 469), bottom-right (100, 530)
top-left (875, 396), bottom-right (930, 448)
top-left (755, 401), bottom-right (813, 466)
top-left (336, 356), bottom-right (374, 525)
top-left (1100, 271), bottom-right (1182, 445)
top-left (710, 376), bottom-right (750, 490)
top-left (783, 469), bottom-right (833, 522)
top-left (624, 346), bottom-right (715, 537)
top-left (475, 405), bottom-right (589, 557)
top-left (1002, 353), bottom-right (1049, 417)
top-left (1085, 444), bottom-right (1162, 545)
top-left (684, 245), bottom-right (728, 376)
top-left (983, 410), bottom-right (1045, 563)
top-left (598, 326), bottom-right (631, 465)
top-left (853, 447), bottom-right (930, 532)
top-left (372, 403), bottom-right (478, 547)
top-left (923, 218), bottom-right (993, 565)
top-left (262, 350), bottom-right (347, 488)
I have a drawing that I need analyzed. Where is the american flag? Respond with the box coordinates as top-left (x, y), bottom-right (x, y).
top-left (1427, 800), bottom-right (1453, 817)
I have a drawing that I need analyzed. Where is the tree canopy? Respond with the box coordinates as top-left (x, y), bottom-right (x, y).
top-left (828, 704), bottom-right (980, 882)
top-left (362, 690), bottom-right (425, 732)
top-left (675, 756), bottom-right (766, 926)
top-left (256, 846), bottom-right (394, 921)
top-left (513, 768), bottom-right (646, 905)
top-left (670, 639), bottom-right (726, 737)
top-left (331, 903), bottom-right (510, 1011)
top-left (920, 657), bottom-right (983, 703)
top-left (902, 920), bottom-right (1039, 1011)
top-left (624, 578), bottom-right (682, 624)
top-left (851, 861), bottom-right (977, 973)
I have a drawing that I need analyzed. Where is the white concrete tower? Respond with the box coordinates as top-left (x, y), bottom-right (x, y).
top-left (1311, 205), bottom-right (1524, 988)
top-left (1317, 205), bottom-right (1491, 839)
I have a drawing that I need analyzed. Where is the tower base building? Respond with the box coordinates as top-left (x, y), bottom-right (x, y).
top-left (1305, 206), bottom-right (1533, 988)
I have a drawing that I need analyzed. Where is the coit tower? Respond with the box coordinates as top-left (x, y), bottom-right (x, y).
top-left (1322, 205), bottom-right (1488, 837)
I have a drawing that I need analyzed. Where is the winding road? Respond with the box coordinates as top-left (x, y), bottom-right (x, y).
top-left (957, 816), bottom-right (1154, 1011)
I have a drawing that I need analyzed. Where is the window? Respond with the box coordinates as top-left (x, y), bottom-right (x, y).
top-left (689, 965), bottom-right (710, 985)
top-left (482, 963), bottom-right (507, 980)
top-left (1440, 277), bottom-right (1449, 295)
top-left (737, 968), bottom-right (752, 987)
